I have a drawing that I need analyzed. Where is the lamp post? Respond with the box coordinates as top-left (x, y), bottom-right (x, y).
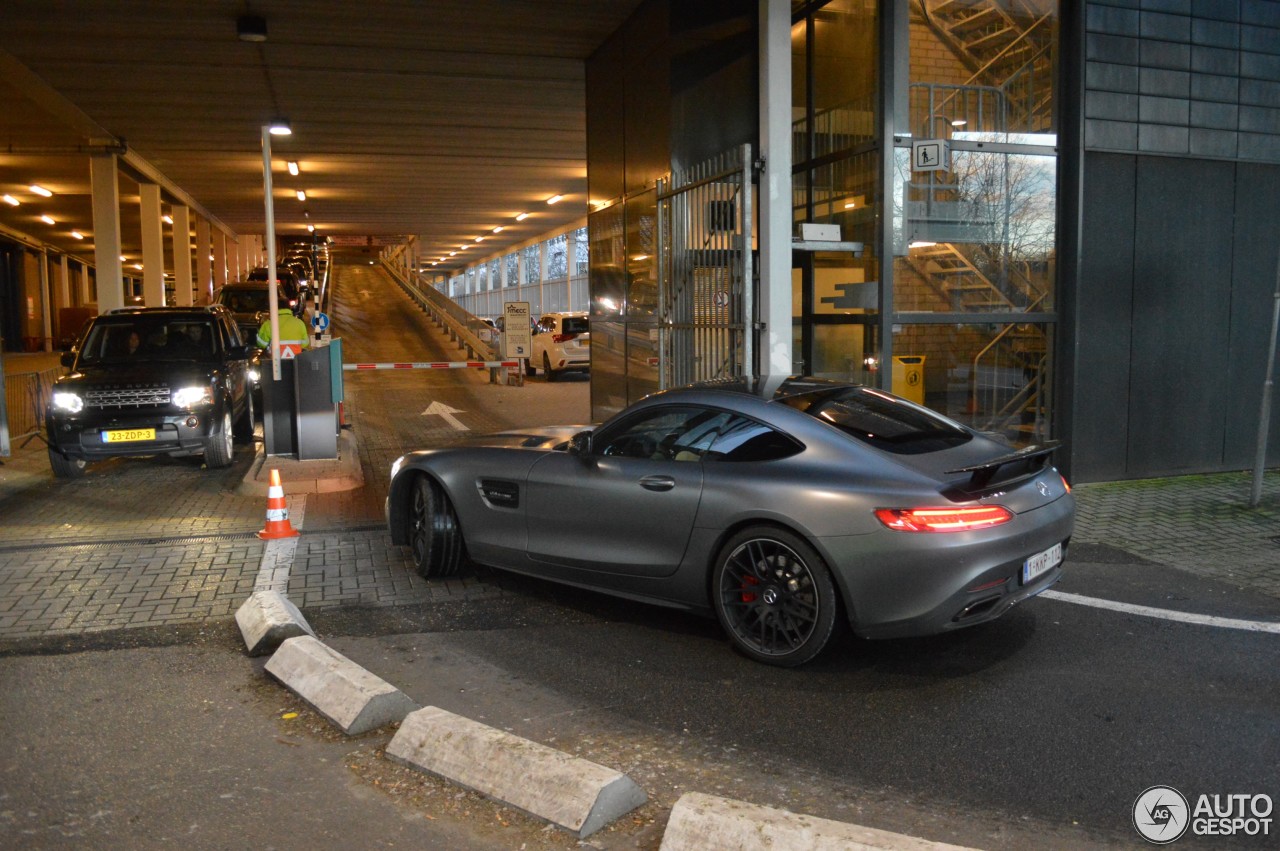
top-left (261, 119), bottom-right (290, 381)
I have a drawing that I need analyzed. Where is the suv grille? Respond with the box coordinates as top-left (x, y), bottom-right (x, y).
top-left (84, 384), bottom-right (170, 409)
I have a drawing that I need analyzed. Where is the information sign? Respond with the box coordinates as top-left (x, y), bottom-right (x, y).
top-left (503, 301), bottom-right (533, 359)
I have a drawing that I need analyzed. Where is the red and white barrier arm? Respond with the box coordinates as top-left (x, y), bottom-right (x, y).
top-left (342, 360), bottom-right (520, 371)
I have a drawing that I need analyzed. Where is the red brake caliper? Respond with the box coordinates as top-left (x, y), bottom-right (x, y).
top-left (740, 574), bottom-right (760, 603)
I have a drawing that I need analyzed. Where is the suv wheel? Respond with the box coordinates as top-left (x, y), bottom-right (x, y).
top-left (233, 393), bottom-right (254, 443)
top-left (206, 409), bottom-right (234, 468)
top-left (48, 448), bottom-right (87, 479)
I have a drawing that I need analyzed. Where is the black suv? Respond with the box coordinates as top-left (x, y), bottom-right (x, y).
top-left (46, 306), bottom-right (255, 478)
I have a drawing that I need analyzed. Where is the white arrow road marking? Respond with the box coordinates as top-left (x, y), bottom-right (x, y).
top-left (422, 400), bottom-right (469, 431)
top-left (1042, 590), bottom-right (1280, 634)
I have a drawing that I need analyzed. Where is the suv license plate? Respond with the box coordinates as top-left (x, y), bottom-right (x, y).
top-left (1022, 542), bottom-right (1062, 584)
top-left (103, 428), bottom-right (155, 443)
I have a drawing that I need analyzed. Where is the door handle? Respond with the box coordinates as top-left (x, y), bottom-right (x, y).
top-left (638, 475), bottom-right (676, 492)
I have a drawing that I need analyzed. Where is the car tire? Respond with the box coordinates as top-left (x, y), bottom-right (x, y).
top-left (711, 526), bottom-right (841, 667)
top-left (543, 352), bottom-right (557, 382)
top-left (409, 474), bottom-right (466, 578)
top-left (48, 448), bottom-right (87, 479)
top-left (205, 409), bottom-right (235, 468)
top-left (233, 392), bottom-right (254, 443)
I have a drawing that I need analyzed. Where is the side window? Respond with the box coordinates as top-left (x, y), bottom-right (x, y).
top-left (708, 417), bottom-right (803, 463)
top-left (594, 406), bottom-right (736, 463)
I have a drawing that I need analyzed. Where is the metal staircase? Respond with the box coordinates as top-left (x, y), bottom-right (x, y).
top-left (918, 0), bottom-right (1056, 132)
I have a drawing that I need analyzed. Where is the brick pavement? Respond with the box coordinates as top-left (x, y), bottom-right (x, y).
top-left (3, 265), bottom-right (1278, 644)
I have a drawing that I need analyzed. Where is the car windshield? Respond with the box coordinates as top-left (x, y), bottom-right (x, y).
top-left (77, 318), bottom-right (218, 364)
top-left (219, 289), bottom-right (271, 313)
top-left (781, 386), bottom-right (972, 454)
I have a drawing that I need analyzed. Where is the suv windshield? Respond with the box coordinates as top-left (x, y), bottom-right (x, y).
top-left (780, 386), bottom-right (972, 455)
top-left (218, 288), bottom-right (272, 313)
top-left (77, 318), bottom-right (219, 365)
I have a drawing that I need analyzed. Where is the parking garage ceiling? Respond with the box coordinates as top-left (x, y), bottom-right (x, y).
top-left (0, 0), bottom-right (644, 271)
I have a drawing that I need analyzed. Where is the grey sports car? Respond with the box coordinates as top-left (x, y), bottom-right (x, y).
top-left (386, 377), bottom-right (1074, 667)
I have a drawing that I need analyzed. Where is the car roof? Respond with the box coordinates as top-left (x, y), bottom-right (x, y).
top-left (104, 305), bottom-right (229, 318)
top-left (657, 375), bottom-right (857, 403)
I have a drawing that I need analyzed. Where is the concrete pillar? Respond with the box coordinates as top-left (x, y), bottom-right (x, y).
top-left (139, 183), bottom-right (166, 306)
top-left (90, 153), bottom-right (125, 313)
top-left (39, 250), bottom-right (52, 352)
top-left (58, 255), bottom-right (71, 309)
top-left (79, 260), bottom-right (93, 305)
top-left (759, 0), bottom-right (793, 376)
top-left (195, 218), bottom-right (213, 303)
top-left (565, 229), bottom-right (576, 311)
top-left (214, 233), bottom-right (229, 289)
top-left (171, 205), bottom-right (193, 306)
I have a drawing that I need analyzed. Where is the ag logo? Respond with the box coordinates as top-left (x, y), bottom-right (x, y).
top-left (1134, 786), bottom-right (1190, 844)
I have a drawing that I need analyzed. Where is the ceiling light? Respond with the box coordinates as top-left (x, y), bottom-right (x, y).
top-left (951, 119), bottom-right (968, 127)
top-left (29, 185), bottom-right (52, 197)
top-left (70, 231), bottom-right (84, 239)
top-left (546, 195), bottom-right (563, 205)
top-left (40, 215), bottom-right (55, 225)
top-left (515, 212), bottom-right (529, 221)
top-left (287, 161), bottom-right (300, 176)
top-left (162, 214), bottom-right (173, 224)
top-left (307, 225), bottom-right (315, 232)
top-left (133, 263), bottom-right (143, 270)
top-left (492, 226), bottom-right (504, 233)
top-left (296, 190), bottom-right (306, 201)
top-left (844, 202), bottom-right (856, 209)
top-left (2, 195), bottom-right (18, 206)
top-left (475, 236), bottom-right (485, 242)
top-left (449, 251), bottom-right (457, 257)
top-left (119, 255), bottom-right (127, 262)
top-left (237, 15), bottom-right (268, 42)
top-left (268, 118), bottom-right (292, 136)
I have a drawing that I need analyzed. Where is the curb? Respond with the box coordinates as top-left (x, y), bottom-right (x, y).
top-left (234, 590), bottom-right (314, 656)
top-left (660, 792), bottom-right (979, 851)
top-left (388, 705), bottom-right (647, 838)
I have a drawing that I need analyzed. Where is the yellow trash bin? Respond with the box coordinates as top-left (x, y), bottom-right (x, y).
top-left (891, 355), bottom-right (926, 404)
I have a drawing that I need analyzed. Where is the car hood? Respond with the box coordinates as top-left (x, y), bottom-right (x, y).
top-left (58, 363), bottom-right (219, 387)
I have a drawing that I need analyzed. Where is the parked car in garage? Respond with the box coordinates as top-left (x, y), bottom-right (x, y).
top-left (214, 280), bottom-right (298, 341)
top-left (45, 305), bottom-right (256, 478)
top-left (246, 266), bottom-right (302, 308)
top-left (527, 311), bottom-right (590, 379)
top-left (386, 377), bottom-right (1074, 666)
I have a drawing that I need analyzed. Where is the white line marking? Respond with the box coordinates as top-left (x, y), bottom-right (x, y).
top-left (1041, 590), bottom-right (1280, 634)
top-left (254, 494), bottom-right (306, 593)
top-left (422, 400), bottom-right (468, 431)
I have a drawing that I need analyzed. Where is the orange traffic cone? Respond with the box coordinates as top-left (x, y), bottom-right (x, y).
top-left (257, 469), bottom-right (300, 539)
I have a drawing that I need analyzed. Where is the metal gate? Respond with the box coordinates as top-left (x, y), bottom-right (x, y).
top-left (657, 143), bottom-right (754, 388)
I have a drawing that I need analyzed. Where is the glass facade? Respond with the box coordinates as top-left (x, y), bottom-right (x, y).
top-left (792, 0), bottom-right (1059, 446)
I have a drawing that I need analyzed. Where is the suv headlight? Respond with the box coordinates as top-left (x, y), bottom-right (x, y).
top-left (172, 385), bottom-right (214, 408)
top-left (52, 391), bottom-right (84, 413)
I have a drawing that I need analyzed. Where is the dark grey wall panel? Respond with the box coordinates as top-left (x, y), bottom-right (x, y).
top-left (1073, 153), bottom-right (1137, 481)
top-left (1224, 161), bottom-right (1280, 467)
top-left (1127, 156), bottom-right (1235, 475)
top-left (1086, 0), bottom-right (1280, 163)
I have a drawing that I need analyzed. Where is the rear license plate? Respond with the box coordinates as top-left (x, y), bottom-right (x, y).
top-left (103, 428), bottom-right (155, 443)
top-left (1022, 542), bottom-right (1062, 584)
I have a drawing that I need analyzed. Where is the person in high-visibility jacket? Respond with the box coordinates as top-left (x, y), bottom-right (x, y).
top-left (255, 311), bottom-right (311, 358)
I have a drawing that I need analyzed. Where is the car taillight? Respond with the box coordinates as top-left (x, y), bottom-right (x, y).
top-left (553, 332), bottom-right (578, 343)
top-left (874, 505), bottom-right (1013, 533)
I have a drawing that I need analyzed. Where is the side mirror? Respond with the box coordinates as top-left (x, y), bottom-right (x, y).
top-left (567, 430), bottom-right (592, 456)
top-left (60, 351), bottom-right (76, 368)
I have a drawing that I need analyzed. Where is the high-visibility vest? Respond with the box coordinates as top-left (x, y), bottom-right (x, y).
top-left (256, 314), bottom-right (311, 357)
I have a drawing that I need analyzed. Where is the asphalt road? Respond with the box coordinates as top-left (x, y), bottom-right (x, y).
top-left (1, 261), bottom-right (1276, 850)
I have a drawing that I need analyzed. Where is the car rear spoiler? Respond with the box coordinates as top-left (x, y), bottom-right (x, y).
top-left (945, 441), bottom-right (1061, 491)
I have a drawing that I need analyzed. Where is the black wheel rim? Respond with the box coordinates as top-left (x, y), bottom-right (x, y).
top-left (719, 538), bottom-right (820, 657)
top-left (410, 481), bottom-right (432, 566)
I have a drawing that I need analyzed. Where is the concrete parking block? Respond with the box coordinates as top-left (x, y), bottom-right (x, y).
top-left (264, 635), bottom-right (418, 735)
top-left (386, 705), bottom-right (647, 838)
top-left (235, 590), bottom-right (315, 656)
top-left (659, 793), bottom-right (977, 851)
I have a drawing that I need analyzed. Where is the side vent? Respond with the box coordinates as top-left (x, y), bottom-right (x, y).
top-left (478, 479), bottom-right (519, 509)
